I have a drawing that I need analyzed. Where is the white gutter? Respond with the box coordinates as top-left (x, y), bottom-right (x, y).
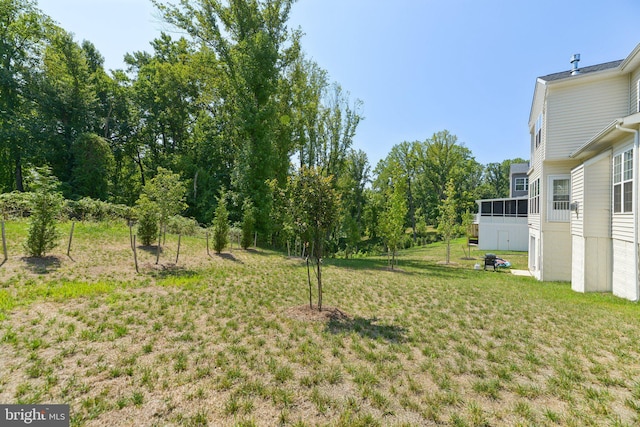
top-left (616, 121), bottom-right (639, 301)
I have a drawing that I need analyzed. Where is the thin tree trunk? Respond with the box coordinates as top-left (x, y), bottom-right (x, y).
top-left (306, 255), bottom-right (312, 310)
top-left (317, 257), bottom-right (322, 312)
top-left (14, 151), bottom-right (23, 192)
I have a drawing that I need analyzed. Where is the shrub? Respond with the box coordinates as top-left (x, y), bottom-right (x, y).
top-left (212, 193), bottom-right (229, 254)
top-left (0, 191), bottom-right (32, 219)
top-left (135, 194), bottom-right (160, 246)
top-left (24, 167), bottom-right (64, 257)
top-left (166, 215), bottom-right (201, 236)
top-left (65, 197), bottom-right (133, 222)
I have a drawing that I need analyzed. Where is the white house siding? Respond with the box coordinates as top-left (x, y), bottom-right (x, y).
top-left (541, 225), bottom-right (572, 281)
top-left (571, 157), bottom-right (613, 293)
top-left (586, 237), bottom-right (613, 292)
top-left (630, 68), bottom-right (640, 114)
top-left (571, 235), bottom-right (586, 292)
top-left (612, 239), bottom-right (638, 300)
top-left (584, 153), bottom-right (612, 237)
top-left (546, 75), bottom-right (629, 159)
top-left (571, 165), bottom-right (584, 237)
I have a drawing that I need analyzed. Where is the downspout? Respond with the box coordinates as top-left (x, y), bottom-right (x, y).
top-left (616, 121), bottom-right (639, 301)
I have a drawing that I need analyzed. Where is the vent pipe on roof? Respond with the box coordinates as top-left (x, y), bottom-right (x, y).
top-left (570, 54), bottom-right (580, 75)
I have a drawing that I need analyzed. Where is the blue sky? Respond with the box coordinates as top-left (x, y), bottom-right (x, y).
top-left (37, 0), bottom-right (640, 169)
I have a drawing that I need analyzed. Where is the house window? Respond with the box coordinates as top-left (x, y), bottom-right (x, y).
top-left (535, 114), bottom-right (543, 148)
top-left (515, 177), bottom-right (529, 192)
top-left (637, 79), bottom-right (640, 113)
top-left (529, 178), bottom-right (540, 214)
top-left (548, 176), bottom-right (570, 222)
top-left (614, 148), bottom-right (633, 213)
top-left (552, 179), bottom-right (570, 210)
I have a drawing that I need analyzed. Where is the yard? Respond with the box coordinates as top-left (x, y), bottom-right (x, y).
top-left (1, 220), bottom-right (639, 426)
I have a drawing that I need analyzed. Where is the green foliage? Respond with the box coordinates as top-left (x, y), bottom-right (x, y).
top-left (166, 215), bottom-right (200, 236)
top-left (0, 191), bottom-right (32, 218)
top-left (141, 167), bottom-right (187, 230)
top-left (135, 194), bottom-right (159, 246)
top-left (70, 133), bottom-right (115, 200)
top-left (65, 197), bottom-right (133, 222)
top-left (437, 180), bottom-right (460, 264)
top-left (23, 167), bottom-right (63, 257)
top-left (240, 200), bottom-right (256, 249)
top-left (379, 165), bottom-right (408, 269)
top-left (290, 167), bottom-right (340, 310)
top-left (212, 191), bottom-right (229, 254)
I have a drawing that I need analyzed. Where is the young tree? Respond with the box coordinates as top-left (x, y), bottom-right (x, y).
top-left (135, 193), bottom-right (159, 246)
top-left (291, 167), bottom-right (340, 311)
top-left (379, 168), bottom-right (408, 270)
top-left (141, 167), bottom-right (187, 238)
top-left (24, 166), bottom-right (63, 257)
top-left (438, 180), bottom-right (460, 264)
top-left (212, 190), bottom-right (229, 254)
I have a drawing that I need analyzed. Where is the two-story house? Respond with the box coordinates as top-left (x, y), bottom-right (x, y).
top-left (528, 44), bottom-right (640, 301)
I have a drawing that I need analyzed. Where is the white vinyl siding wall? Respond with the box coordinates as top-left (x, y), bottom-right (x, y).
top-left (585, 153), bottom-right (612, 237)
top-left (631, 68), bottom-right (640, 114)
top-left (612, 239), bottom-right (637, 300)
top-left (545, 75), bottom-right (629, 159)
top-left (571, 165), bottom-right (584, 237)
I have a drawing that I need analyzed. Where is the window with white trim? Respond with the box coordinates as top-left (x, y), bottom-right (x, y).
top-left (613, 148), bottom-right (633, 213)
top-left (529, 178), bottom-right (540, 214)
top-left (552, 179), bottom-right (570, 210)
top-left (534, 114), bottom-right (543, 148)
top-left (515, 177), bottom-right (528, 192)
top-left (548, 176), bottom-right (570, 222)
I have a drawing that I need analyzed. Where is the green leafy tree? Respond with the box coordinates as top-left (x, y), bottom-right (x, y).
top-left (477, 158), bottom-right (528, 199)
top-left (71, 133), bottom-right (115, 200)
top-left (157, 0), bottom-right (301, 235)
top-left (291, 167), bottom-right (340, 311)
top-left (414, 130), bottom-right (483, 224)
top-left (212, 190), bottom-right (229, 254)
top-left (240, 200), bottom-right (256, 249)
top-left (38, 26), bottom-right (99, 188)
top-left (141, 167), bottom-right (187, 237)
top-left (438, 180), bottom-right (460, 264)
top-left (0, 0), bottom-right (49, 192)
top-left (24, 166), bottom-right (63, 257)
top-left (379, 165), bottom-right (408, 270)
top-left (135, 193), bottom-right (159, 246)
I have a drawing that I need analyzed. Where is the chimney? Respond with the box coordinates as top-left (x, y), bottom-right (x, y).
top-left (570, 54), bottom-right (580, 75)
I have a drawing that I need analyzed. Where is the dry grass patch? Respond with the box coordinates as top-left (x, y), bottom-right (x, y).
top-left (1, 221), bottom-right (640, 426)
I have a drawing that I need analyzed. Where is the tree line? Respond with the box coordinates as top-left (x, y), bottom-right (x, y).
top-left (1, 0), bottom-right (524, 256)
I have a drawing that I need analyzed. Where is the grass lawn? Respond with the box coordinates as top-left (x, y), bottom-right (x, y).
top-left (1, 220), bottom-right (640, 426)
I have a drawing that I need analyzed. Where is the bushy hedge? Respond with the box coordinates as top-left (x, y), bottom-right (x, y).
top-left (65, 197), bottom-right (133, 222)
top-left (0, 191), bottom-right (32, 218)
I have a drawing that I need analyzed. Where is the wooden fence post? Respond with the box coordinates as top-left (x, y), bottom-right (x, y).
top-left (175, 234), bottom-right (181, 264)
top-left (67, 221), bottom-right (75, 257)
top-left (1, 220), bottom-right (7, 262)
top-left (133, 235), bottom-right (139, 273)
